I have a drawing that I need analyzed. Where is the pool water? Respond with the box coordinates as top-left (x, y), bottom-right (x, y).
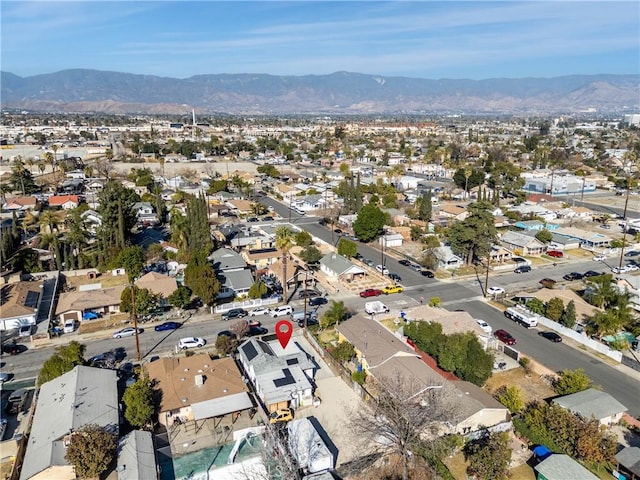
top-left (159, 434), bottom-right (262, 480)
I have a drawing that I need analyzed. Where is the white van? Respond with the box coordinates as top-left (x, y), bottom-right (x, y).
top-left (270, 305), bottom-right (294, 317)
top-left (63, 320), bottom-right (76, 334)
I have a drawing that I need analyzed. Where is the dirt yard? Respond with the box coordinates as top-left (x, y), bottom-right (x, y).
top-left (484, 367), bottom-right (556, 404)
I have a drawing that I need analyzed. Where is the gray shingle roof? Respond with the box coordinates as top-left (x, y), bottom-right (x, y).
top-left (534, 454), bottom-right (599, 480)
top-left (117, 430), bottom-right (157, 480)
top-left (319, 253), bottom-right (363, 276)
top-left (553, 388), bottom-right (627, 421)
top-left (209, 247), bottom-right (247, 271)
top-left (616, 446), bottom-right (640, 476)
top-left (20, 366), bottom-right (118, 480)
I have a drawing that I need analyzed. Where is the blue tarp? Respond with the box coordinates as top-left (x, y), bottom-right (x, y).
top-left (533, 445), bottom-right (552, 460)
top-left (82, 311), bottom-right (99, 320)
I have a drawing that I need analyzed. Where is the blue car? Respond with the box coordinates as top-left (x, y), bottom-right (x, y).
top-left (154, 321), bottom-right (181, 332)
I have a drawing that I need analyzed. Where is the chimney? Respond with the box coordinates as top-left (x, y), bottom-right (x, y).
top-left (194, 374), bottom-right (205, 386)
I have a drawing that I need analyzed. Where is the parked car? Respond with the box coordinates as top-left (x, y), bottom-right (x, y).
top-left (514, 265), bottom-right (532, 274)
top-left (269, 408), bottom-right (293, 424)
top-left (494, 329), bottom-right (516, 345)
top-left (112, 327), bottom-right (142, 339)
top-left (563, 272), bottom-right (584, 281)
top-left (308, 297), bottom-right (328, 306)
top-left (388, 273), bottom-right (402, 282)
top-left (363, 258), bottom-right (375, 267)
top-left (249, 307), bottom-right (272, 316)
top-left (63, 319), bottom-right (76, 333)
top-left (583, 270), bottom-right (602, 278)
top-left (360, 288), bottom-right (383, 298)
top-left (333, 228), bottom-right (342, 234)
top-left (375, 264), bottom-right (390, 275)
top-left (154, 321), bottom-right (181, 332)
top-left (626, 263), bottom-right (640, 272)
top-left (486, 286), bottom-right (505, 296)
top-left (178, 337), bottom-right (206, 349)
top-left (420, 269), bottom-right (435, 278)
top-left (475, 319), bottom-right (492, 334)
top-left (625, 250), bottom-right (640, 257)
top-left (1, 343), bottom-right (23, 355)
top-left (298, 289), bottom-right (321, 299)
top-left (0, 372), bottom-right (11, 384)
top-left (246, 326), bottom-right (268, 337)
top-left (593, 254), bottom-right (606, 262)
top-left (409, 263), bottom-right (423, 272)
top-left (538, 331), bottom-right (563, 342)
top-left (222, 308), bottom-right (248, 320)
top-left (547, 250), bottom-right (564, 258)
top-left (382, 285), bottom-right (404, 295)
top-left (270, 305), bottom-right (294, 317)
top-left (398, 259), bottom-right (411, 266)
top-left (612, 266), bottom-right (630, 274)
top-left (217, 330), bottom-right (237, 339)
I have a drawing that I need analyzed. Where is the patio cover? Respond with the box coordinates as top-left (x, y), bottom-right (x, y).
top-left (191, 392), bottom-right (253, 420)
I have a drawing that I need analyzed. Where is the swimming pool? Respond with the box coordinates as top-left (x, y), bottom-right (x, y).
top-left (159, 433), bottom-right (262, 480)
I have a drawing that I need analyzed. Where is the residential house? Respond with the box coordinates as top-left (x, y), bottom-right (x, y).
top-left (509, 204), bottom-right (557, 222)
top-left (379, 233), bottom-right (404, 248)
top-left (448, 381), bottom-right (512, 436)
top-left (533, 454), bottom-right (599, 480)
top-left (615, 274), bottom-right (640, 312)
top-left (80, 209), bottom-right (102, 235)
top-left (20, 366), bottom-right (118, 480)
top-left (230, 231), bottom-right (275, 252)
top-left (514, 220), bottom-right (545, 231)
top-left (432, 246), bottom-right (464, 270)
top-left (437, 204), bottom-right (468, 221)
top-left (132, 201), bottom-right (158, 225)
top-left (287, 418), bottom-right (336, 475)
top-left (242, 248), bottom-right (282, 269)
top-left (615, 446), bottom-right (640, 480)
top-left (47, 195), bottom-right (81, 210)
top-left (209, 247), bottom-right (247, 271)
top-left (554, 226), bottom-right (612, 249)
top-left (117, 430), bottom-right (158, 480)
top-left (489, 245), bottom-right (513, 264)
top-left (135, 271), bottom-right (178, 301)
top-left (165, 175), bottom-right (190, 189)
top-left (0, 281), bottom-right (43, 330)
top-left (513, 288), bottom-right (599, 324)
top-left (55, 285), bottom-right (125, 324)
top-left (146, 355), bottom-right (253, 428)
top-left (226, 199), bottom-right (254, 216)
top-left (500, 231), bottom-right (546, 256)
top-left (237, 338), bottom-right (315, 412)
top-left (319, 253), bottom-right (366, 281)
top-left (2, 196), bottom-right (38, 212)
top-left (552, 388), bottom-right (627, 425)
top-left (293, 194), bottom-right (327, 212)
top-left (209, 247), bottom-right (254, 299)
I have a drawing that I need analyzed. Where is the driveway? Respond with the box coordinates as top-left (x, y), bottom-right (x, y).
top-left (294, 334), bottom-right (363, 468)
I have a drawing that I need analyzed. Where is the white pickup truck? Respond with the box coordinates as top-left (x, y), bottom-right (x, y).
top-left (365, 301), bottom-right (390, 315)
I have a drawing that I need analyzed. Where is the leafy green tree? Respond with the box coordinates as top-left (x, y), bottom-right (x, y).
top-left (453, 167), bottom-right (485, 192)
top-left (184, 261), bottom-right (220, 305)
top-left (526, 298), bottom-right (545, 315)
top-left (207, 179), bottom-right (228, 193)
top-left (447, 201), bottom-right (497, 264)
top-left (353, 203), bottom-right (386, 242)
top-left (295, 230), bottom-right (313, 247)
top-left (465, 431), bottom-right (511, 480)
top-left (535, 229), bottom-right (553, 244)
top-left (409, 225), bottom-right (423, 241)
top-left (257, 164), bottom-right (281, 178)
top-left (275, 225), bottom-right (296, 301)
top-left (332, 342), bottom-right (356, 363)
top-left (167, 285), bottom-right (192, 309)
top-left (248, 280), bottom-right (268, 299)
top-left (37, 341), bottom-right (86, 387)
top-left (215, 335), bottom-right (237, 355)
top-left (337, 238), bottom-right (357, 258)
top-left (9, 158), bottom-right (39, 194)
top-left (299, 245), bottom-right (322, 264)
top-left (118, 246), bottom-right (145, 282)
top-left (416, 190), bottom-right (432, 222)
top-left (553, 368), bottom-right (594, 395)
top-left (120, 286), bottom-right (157, 315)
top-left (122, 375), bottom-right (155, 429)
top-left (545, 297), bottom-right (565, 322)
top-left (321, 300), bottom-right (348, 329)
top-left (65, 424), bottom-right (117, 479)
top-left (495, 385), bottom-right (524, 413)
top-left (560, 300), bottom-right (577, 328)
top-left (96, 180), bottom-right (140, 255)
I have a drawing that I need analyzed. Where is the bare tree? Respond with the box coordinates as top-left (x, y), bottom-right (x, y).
top-left (347, 372), bottom-right (455, 480)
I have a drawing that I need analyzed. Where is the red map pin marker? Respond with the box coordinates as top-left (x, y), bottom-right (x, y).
top-left (275, 320), bottom-right (293, 349)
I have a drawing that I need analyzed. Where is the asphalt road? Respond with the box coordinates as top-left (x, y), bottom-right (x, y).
top-left (260, 196), bottom-right (640, 416)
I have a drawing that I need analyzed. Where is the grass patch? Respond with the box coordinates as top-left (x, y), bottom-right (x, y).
top-left (509, 463), bottom-right (536, 480)
top-left (442, 452), bottom-right (468, 480)
top-left (484, 368), bottom-right (555, 404)
top-left (316, 329), bottom-right (338, 345)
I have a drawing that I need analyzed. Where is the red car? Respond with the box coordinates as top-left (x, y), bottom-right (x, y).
top-left (547, 250), bottom-right (564, 258)
top-left (359, 288), bottom-right (383, 298)
top-left (494, 329), bottom-right (517, 345)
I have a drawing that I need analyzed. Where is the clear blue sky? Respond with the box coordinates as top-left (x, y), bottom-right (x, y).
top-left (2, 1), bottom-right (638, 79)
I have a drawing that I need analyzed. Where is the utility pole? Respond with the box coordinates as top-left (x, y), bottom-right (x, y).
top-left (618, 183), bottom-right (632, 269)
top-left (131, 282), bottom-right (141, 361)
top-left (483, 251), bottom-right (491, 298)
top-left (380, 236), bottom-right (385, 269)
top-left (302, 268), bottom-right (309, 329)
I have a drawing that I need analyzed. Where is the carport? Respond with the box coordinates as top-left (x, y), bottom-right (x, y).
top-left (190, 392), bottom-right (254, 432)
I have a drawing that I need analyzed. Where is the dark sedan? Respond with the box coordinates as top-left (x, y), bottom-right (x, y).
top-left (538, 331), bottom-right (563, 343)
top-left (420, 269), bottom-right (435, 278)
top-left (562, 272), bottom-right (584, 281)
top-left (308, 297), bottom-right (328, 306)
top-left (154, 321), bottom-right (182, 332)
top-left (1, 343), bottom-right (24, 355)
top-left (398, 259), bottom-right (411, 266)
top-left (246, 326), bottom-right (268, 337)
top-left (583, 270), bottom-right (603, 278)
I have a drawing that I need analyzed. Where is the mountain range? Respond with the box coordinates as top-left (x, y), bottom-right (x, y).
top-left (1, 69), bottom-right (638, 115)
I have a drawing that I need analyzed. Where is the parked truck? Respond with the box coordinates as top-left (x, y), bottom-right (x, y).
top-left (504, 305), bottom-right (538, 328)
top-left (365, 301), bottom-right (390, 315)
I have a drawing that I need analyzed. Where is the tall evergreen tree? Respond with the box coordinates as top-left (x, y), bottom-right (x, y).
top-left (416, 190), bottom-right (432, 222)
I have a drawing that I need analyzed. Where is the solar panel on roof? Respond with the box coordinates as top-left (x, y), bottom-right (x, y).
top-left (286, 358), bottom-right (299, 365)
top-left (243, 342), bottom-right (258, 361)
top-left (273, 368), bottom-right (296, 387)
top-left (24, 291), bottom-right (40, 308)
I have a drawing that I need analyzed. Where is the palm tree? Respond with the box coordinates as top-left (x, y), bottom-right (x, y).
top-left (38, 210), bottom-right (62, 235)
top-left (44, 151), bottom-right (55, 174)
top-left (585, 273), bottom-right (617, 308)
top-left (275, 225), bottom-right (296, 303)
top-left (64, 208), bottom-right (89, 269)
top-left (22, 211), bottom-right (38, 237)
